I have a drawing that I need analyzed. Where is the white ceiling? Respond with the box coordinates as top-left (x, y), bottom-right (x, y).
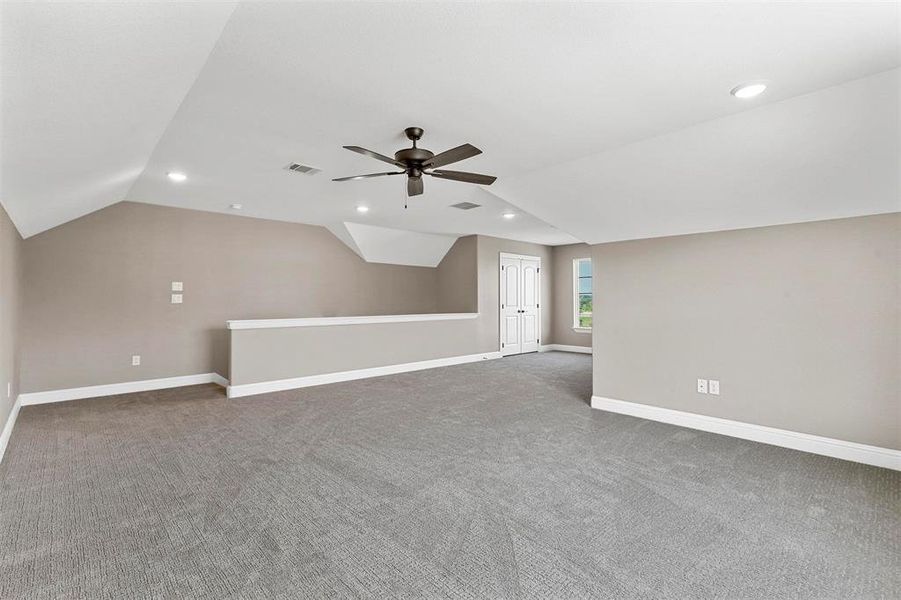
top-left (496, 69), bottom-right (900, 244)
top-left (0, 1), bottom-right (237, 237)
top-left (333, 222), bottom-right (459, 268)
top-left (2, 2), bottom-right (898, 245)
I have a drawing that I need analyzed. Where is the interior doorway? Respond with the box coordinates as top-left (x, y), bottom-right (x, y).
top-left (499, 252), bottom-right (541, 356)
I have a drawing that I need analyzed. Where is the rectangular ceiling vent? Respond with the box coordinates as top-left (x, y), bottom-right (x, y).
top-left (285, 162), bottom-right (321, 176)
top-left (450, 202), bottom-right (481, 210)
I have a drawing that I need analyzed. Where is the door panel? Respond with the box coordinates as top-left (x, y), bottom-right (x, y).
top-left (505, 265), bottom-right (520, 307)
top-left (520, 259), bottom-right (540, 353)
top-left (500, 255), bottom-right (541, 356)
top-left (500, 257), bottom-right (523, 356)
top-left (504, 316), bottom-right (520, 345)
top-left (522, 314), bottom-right (537, 344)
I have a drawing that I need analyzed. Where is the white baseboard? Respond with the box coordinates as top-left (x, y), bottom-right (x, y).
top-left (0, 395), bottom-right (22, 464)
top-left (210, 373), bottom-right (230, 388)
top-left (229, 352), bottom-right (503, 399)
top-left (539, 344), bottom-right (592, 354)
top-left (18, 373), bottom-right (229, 406)
top-left (591, 395), bottom-right (900, 471)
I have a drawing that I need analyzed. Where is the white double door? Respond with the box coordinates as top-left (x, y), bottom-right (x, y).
top-left (500, 254), bottom-right (541, 356)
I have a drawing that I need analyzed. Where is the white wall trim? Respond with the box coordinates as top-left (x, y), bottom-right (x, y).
top-left (229, 352), bottom-right (502, 399)
top-left (539, 344), bottom-right (592, 354)
top-left (18, 373), bottom-right (229, 406)
top-left (591, 395), bottom-right (901, 471)
top-left (0, 395), bottom-right (22, 464)
top-left (228, 312), bottom-right (478, 330)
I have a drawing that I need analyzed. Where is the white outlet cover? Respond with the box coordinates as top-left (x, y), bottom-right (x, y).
top-left (709, 380), bottom-right (720, 395)
top-left (171, 293), bottom-right (183, 304)
top-left (131, 355), bottom-right (141, 366)
top-left (171, 281), bottom-right (183, 291)
top-left (697, 378), bottom-right (708, 394)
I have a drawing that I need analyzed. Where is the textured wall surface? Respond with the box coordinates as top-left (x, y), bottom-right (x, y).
top-left (592, 213), bottom-right (900, 448)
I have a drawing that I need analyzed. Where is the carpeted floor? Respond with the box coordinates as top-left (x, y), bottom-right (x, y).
top-left (0, 352), bottom-right (898, 599)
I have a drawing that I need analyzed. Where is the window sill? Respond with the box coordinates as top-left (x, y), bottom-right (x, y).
top-left (572, 327), bottom-right (592, 333)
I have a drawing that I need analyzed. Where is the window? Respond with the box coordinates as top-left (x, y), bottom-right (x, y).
top-left (573, 258), bottom-right (592, 329)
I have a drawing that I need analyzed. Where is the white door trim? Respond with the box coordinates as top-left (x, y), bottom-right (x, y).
top-left (499, 252), bottom-right (541, 355)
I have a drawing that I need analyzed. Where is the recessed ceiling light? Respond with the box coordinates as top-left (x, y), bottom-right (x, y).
top-left (502, 212), bottom-right (516, 219)
top-left (167, 171), bottom-right (187, 182)
top-left (730, 83), bottom-right (767, 99)
top-left (356, 205), bottom-right (369, 213)
top-left (230, 203), bottom-right (243, 210)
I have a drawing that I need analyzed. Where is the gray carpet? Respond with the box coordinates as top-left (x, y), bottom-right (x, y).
top-left (0, 352), bottom-right (898, 599)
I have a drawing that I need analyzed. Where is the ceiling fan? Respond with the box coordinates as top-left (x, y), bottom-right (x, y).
top-left (333, 127), bottom-right (497, 198)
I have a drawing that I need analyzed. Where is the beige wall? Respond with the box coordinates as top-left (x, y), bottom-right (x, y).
top-left (550, 243), bottom-right (592, 348)
top-left (475, 235), bottom-right (553, 352)
top-left (0, 204), bottom-right (23, 424)
top-left (592, 213), bottom-right (900, 449)
top-left (436, 236), bottom-right (478, 313)
top-left (21, 202), bottom-right (442, 392)
top-left (230, 319), bottom-right (483, 385)
top-left (230, 234), bottom-right (557, 387)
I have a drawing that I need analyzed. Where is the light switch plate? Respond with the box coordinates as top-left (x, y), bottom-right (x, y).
top-left (709, 380), bottom-right (720, 395)
top-left (697, 378), bottom-right (708, 394)
top-left (171, 293), bottom-right (183, 304)
top-left (131, 355), bottom-right (141, 366)
top-left (171, 281), bottom-right (183, 291)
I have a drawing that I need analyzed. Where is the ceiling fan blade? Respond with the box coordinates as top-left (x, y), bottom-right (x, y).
top-left (332, 171), bottom-right (404, 182)
top-left (428, 170), bottom-right (497, 185)
top-left (424, 143), bottom-right (481, 169)
top-left (407, 177), bottom-right (424, 196)
top-left (343, 145), bottom-right (403, 167)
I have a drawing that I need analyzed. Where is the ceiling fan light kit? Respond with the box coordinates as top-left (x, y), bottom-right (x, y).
top-left (333, 127), bottom-right (497, 203)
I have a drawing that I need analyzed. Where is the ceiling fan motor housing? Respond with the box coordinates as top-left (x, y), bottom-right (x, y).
top-left (394, 147), bottom-right (433, 174)
top-left (397, 127), bottom-right (433, 176)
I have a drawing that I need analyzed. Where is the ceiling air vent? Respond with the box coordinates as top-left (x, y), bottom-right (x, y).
top-left (285, 163), bottom-right (321, 176)
top-left (450, 202), bottom-right (481, 210)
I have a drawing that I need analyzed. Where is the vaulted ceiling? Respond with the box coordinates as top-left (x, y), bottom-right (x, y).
top-left (2, 2), bottom-right (898, 246)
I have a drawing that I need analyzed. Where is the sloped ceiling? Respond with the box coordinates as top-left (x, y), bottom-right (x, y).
top-left (332, 222), bottom-right (458, 268)
top-left (0, 2), bottom-right (237, 237)
top-left (495, 70), bottom-right (900, 244)
top-left (1, 2), bottom-right (898, 248)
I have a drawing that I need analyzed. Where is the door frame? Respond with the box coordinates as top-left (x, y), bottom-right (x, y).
top-left (498, 252), bottom-right (542, 354)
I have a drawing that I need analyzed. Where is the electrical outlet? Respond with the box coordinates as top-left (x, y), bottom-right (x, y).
top-left (131, 355), bottom-right (141, 366)
top-left (697, 378), bottom-right (708, 394)
top-left (709, 380), bottom-right (720, 395)
top-left (171, 281), bottom-right (183, 292)
top-left (171, 293), bottom-right (183, 304)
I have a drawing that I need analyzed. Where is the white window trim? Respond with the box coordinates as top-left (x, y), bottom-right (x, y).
top-left (573, 257), bottom-right (592, 331)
